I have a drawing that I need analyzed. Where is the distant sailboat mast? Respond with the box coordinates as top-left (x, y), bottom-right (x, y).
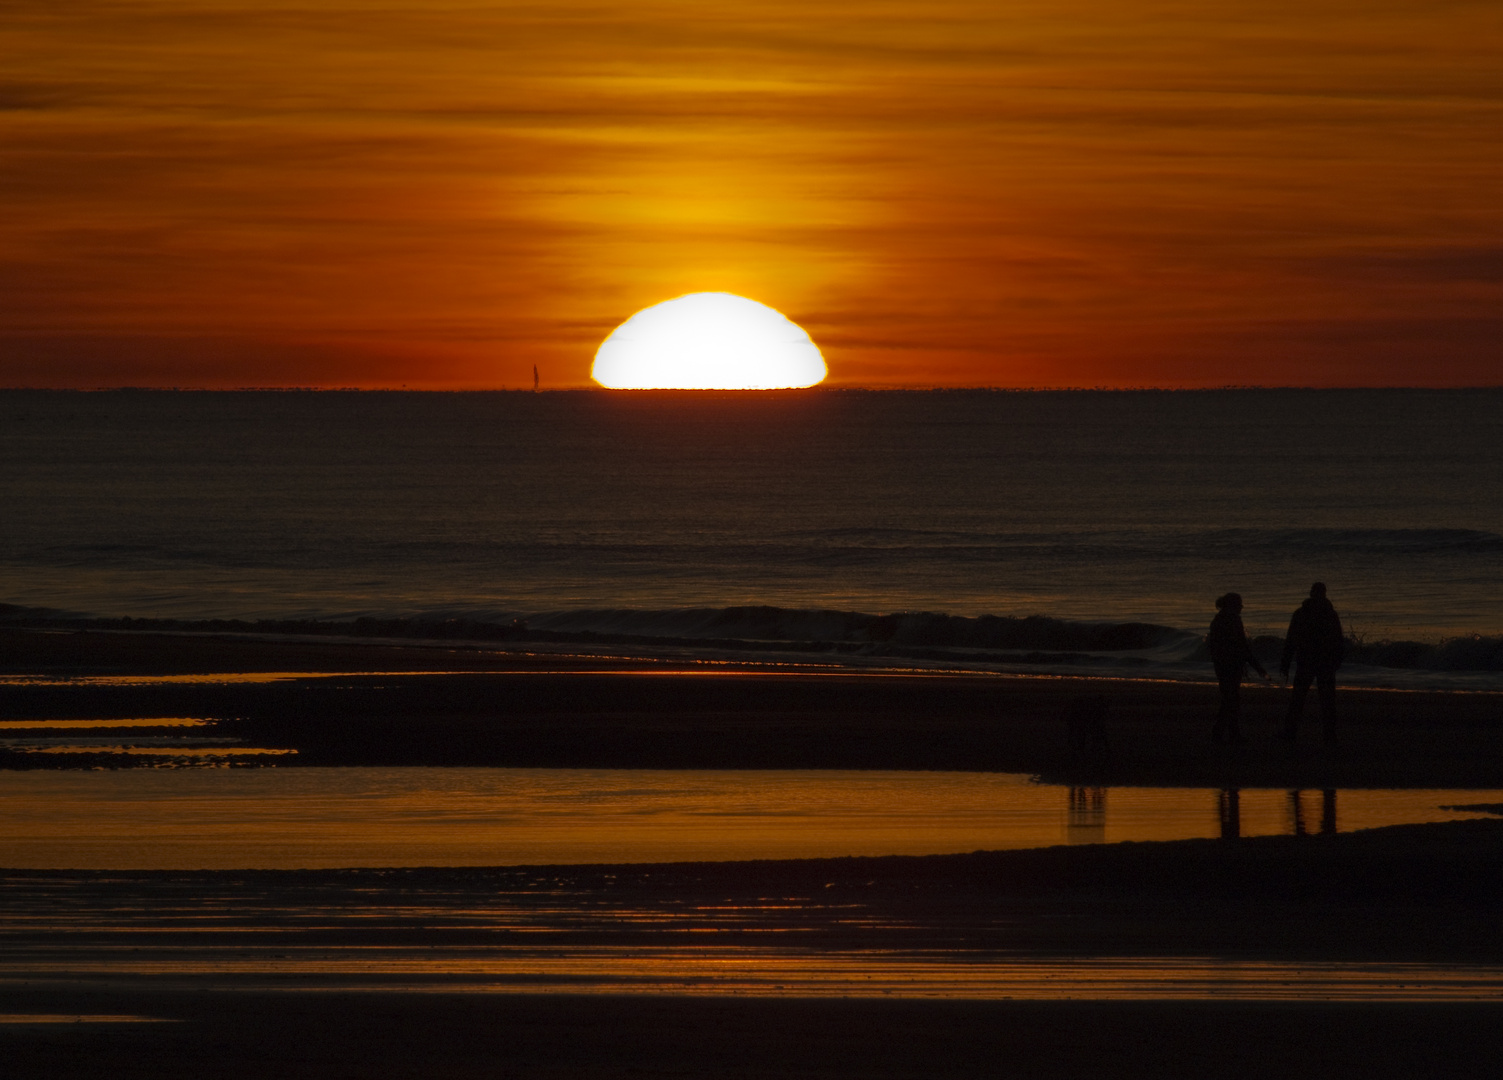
top-left (533, 365), bottom-right (539, 392)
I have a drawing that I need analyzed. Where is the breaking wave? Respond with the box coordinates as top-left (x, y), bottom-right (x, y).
top-left (5, 602), bottom-right (1500, 676)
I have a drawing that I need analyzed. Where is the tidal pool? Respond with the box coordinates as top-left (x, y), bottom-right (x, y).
top-left (0, 768), bottom-right (1497, 870)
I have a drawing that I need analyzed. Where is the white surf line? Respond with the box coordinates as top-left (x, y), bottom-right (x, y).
top-left (0, 671), bottom-right (474, 686)
top-left (0, 667), bottom-right (1002, 685)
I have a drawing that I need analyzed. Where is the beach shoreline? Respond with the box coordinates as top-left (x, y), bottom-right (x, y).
top-left (7, 605), bottom-right (1503, 691)
top-left (4, 628), bottom-right (1502, 787)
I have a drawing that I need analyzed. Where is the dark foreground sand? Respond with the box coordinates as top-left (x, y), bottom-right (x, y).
top-left (8, 991), bottom-right (1503, 1080)
top-left (3, 818), bottom-right (1503, 1077)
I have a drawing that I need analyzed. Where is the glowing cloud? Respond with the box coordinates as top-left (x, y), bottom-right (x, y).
top-left (592, 293), bottom-right (827, 390)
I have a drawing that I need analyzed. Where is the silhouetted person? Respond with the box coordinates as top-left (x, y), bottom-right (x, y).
top-left (1207, 592), bottom-right (1268, 744)
top-left (1279, 582), bottom-right (1344, 744)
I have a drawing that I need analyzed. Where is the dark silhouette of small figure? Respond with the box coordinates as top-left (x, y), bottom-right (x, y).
top-left (1206, 592), bottom-right (1268, 744)
top-left (1279, 582), bottom-right (1344, 744)
top-left (1067, 786), bottom-right (1107, 844)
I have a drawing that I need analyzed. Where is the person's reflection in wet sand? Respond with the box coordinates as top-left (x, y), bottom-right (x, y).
top-left (1288, 790), bottom-right (1307, 835)
top-left (1289, 789), bottom-right (1338, 836)
top-left (1218, 788), bottom-right (1241, 839)
top-left (1288, 789), bottom-right (1338, 836)
top-left (1067, 786), bottom-right (1107, 844)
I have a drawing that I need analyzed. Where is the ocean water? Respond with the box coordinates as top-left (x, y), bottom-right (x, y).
top-left (2, 389), bottom-right (1500, 681)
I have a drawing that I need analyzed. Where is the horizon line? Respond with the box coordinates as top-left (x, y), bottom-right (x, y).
top-left (2, 384), bottom-right (1501, 393)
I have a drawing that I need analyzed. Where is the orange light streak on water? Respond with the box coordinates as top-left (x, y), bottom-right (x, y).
top-left (5, 947), bottom-right (1502, 1001)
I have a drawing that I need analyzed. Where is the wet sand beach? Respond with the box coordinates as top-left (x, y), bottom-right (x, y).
top-left (4, 628), bottom-right (1503, 787)
top-left (4, 626), bottom-right (1503, 1076)
top-left (4, 818), bottom-right (1503, 1077)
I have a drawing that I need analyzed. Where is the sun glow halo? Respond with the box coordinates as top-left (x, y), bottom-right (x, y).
top-left (592, 293), bottom-right (827, 390)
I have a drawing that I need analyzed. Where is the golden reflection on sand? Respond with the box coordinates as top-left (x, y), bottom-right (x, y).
top-left (0, 769), bottom-right (1499, 870)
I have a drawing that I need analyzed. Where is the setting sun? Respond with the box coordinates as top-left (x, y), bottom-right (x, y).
top-left (591, 293), bottom-right (827, 390)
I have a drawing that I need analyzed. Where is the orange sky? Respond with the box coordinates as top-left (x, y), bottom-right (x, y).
top-left (3, 1), bottom-right (1501, 388)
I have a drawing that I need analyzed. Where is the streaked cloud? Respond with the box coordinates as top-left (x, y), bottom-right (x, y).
top-left (2, 1), bottom-right (1501, 386)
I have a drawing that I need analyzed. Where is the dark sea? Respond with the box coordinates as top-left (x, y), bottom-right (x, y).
top-left (3, 389), bottom-right (1500, 687)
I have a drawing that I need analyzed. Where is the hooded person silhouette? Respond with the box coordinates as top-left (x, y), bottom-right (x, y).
top-left (1279, 582), bottom-right (1345, 744)
top-left (1206, 592), bottom-right (1269, 744)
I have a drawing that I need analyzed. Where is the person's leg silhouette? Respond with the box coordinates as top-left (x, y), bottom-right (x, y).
top-left (1281, 668), bottom-right (1313, 741)
top-left (1316, 667), bottom-right (1338, 744)
top-left (1213, 662), bottom-right (1242, 743)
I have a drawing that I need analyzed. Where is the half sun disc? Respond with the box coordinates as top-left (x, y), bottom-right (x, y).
top-left (592, 293), bottom-right (827, 390)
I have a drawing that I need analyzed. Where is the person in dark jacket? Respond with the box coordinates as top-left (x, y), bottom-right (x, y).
top-left (1279, 582), bottom-right (1345, 744)
top-left (1207, 592), bottom-right (1268, 744)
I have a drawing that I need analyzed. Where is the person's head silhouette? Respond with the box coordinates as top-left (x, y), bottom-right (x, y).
top-left (1310, 582), bottom-right (1327, 600)
top-left (1216, 592), bottom-right (1243, 612)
